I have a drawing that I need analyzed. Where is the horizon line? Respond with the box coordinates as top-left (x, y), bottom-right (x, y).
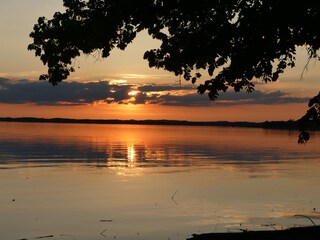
top-left (0, 117), bottom-right (298, 129)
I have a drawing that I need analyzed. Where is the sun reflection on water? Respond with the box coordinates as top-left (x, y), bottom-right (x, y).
top-left (127, 144), bottom-right (136, 165)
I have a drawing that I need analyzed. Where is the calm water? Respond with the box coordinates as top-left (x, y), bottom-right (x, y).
top-left (0, 122), bottom-right (320, 240)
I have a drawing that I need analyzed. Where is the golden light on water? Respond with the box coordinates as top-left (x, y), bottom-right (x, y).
top-left (127, 144), bottom-right (136, 163)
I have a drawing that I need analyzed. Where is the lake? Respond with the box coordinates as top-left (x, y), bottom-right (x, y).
top-left (0, 122), bottom-right (320, 240)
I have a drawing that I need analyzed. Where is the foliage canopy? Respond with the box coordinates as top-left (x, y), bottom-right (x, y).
top-left (28, 0), bottom-right (320, 142)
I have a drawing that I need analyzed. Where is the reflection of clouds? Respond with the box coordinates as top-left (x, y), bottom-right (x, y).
top-left (1, 123), bottom-right (320, 174)
top-left (2, 137), bottom-right (320, 171)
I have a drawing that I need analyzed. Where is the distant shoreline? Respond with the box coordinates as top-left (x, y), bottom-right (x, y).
top-left (0, 117), bottom-right (301, 130)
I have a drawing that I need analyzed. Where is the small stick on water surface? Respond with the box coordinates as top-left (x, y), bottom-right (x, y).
top-left (34, 235), bottom-right (54, 239)
top-left (171, 190), bottom-right (178, 200)
top-left (100, 228), bottom-right (108, 238)
top-left (214, 216), bottom-right (220, 232)
top-left (294, 214), bottom-right (317, 226)
top-left (171, 190), bottom-right (178, 205)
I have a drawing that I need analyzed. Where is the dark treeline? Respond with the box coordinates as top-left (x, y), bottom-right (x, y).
top-left (1, 117), bottom-right (319, 130)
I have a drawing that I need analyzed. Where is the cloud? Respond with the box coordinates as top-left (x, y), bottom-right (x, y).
top-left (0, 79), bottom-right (134, 105)
top-left (0, 77), bottom-right (11, 87)
top-left (0, 78), bottom-right (309, 106)
top-left (138, 84), bottom-right (196, 92)
top-left (216, 90), bottom-right (309, 105)
top-left (136, 84), bottom-right (309, 106)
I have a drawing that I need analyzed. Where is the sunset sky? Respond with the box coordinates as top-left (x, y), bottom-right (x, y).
top-left (1, 0), bottom-right (320, 122)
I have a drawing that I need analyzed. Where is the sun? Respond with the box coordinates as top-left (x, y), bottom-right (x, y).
top-left (128, 90), bottom-right (139, 96)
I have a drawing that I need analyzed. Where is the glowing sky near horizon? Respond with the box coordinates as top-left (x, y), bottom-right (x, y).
top-left (0, 0), bottom-right (319, 121)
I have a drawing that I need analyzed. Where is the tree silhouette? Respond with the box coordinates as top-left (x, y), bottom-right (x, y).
top-left (28, 0), bottom-right (320, 142)
top-left (297, 92), bottom-right (320, 144)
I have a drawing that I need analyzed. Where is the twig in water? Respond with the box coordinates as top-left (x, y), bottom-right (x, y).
top-left (214, 216), bottom-right (220, 232)
top-left (34, 235), bottom-right (54, 239)
top-left (171, 190), bottom-right (178, 205)
top-left (100, 228), bottom-right (108, 238)
top-left (294, 214), bottom-right (317, 226)
top-left (171, 190), bottom-right (178, 199)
